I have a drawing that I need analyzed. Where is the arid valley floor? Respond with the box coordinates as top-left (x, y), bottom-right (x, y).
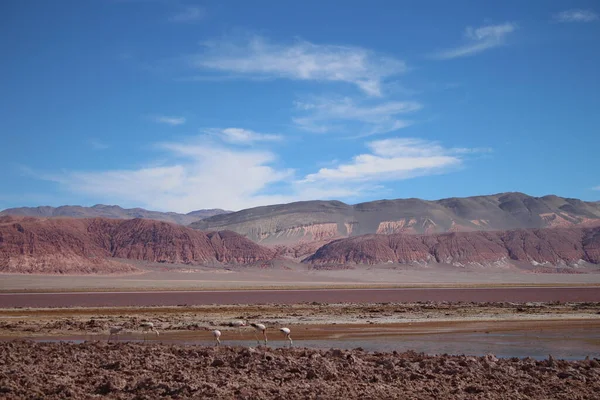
top-left (1, 300), bottom-right (600, 399)
top-left (2, 263), bottom-right (600, 398)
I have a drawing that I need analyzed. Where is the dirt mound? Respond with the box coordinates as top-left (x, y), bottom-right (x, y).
top-left (0, 342), bottom-right (598, 399)
top-left (304, 226), bottom-right (600, 266)
top-left (0, 217), bottom-right (275, 274)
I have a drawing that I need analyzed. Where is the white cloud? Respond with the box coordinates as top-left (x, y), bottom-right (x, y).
top-left (43, 142), bottom-right (294, 212)
top-left (432, 22), bottom-right (518, 60)
top-left (152, 116), bottom-right (186, 126)
top-left (593, 186), bottom-right (600, 191)
top-left (169, 6), bottom-right (205, 23)
top-left (293, 96), bottom-right (422, 136)
top-left (89, 139), bottom-right (109, 150)
top-left (204, 128), bottom-right (283, 144)
top-left (191, 36), bottom-right (406, 96)
top-left (36, 135), bottom-right (486, 212)
top-left (301, 138), bottom-right (483, 183)
top-left (554, 9), bottom-right (598, 23)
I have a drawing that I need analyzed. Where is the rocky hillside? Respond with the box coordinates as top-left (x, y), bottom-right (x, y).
top-left (0, 205), bottom-right (231, 226)
top-left (304, 226), bottom-right (600, 267)
top-left (0, 216), bottom-right (274, 274)
top-left (190, 193), bottom-right (600, 244)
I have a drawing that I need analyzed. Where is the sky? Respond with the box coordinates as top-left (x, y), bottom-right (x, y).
top-left (1, 0), bottom-right (599, 213)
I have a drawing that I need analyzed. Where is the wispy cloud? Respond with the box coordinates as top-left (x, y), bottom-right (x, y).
top-left (301, 138), bottom-right (487, 183)
top-left (169, 6), bottom-right (205, 23)
top-left (204, 128), bottom-right (283, 145)
top-left (41, 141), bottom-right (293, 212)
top-left (593, 186), bottom-right (600, 191)
top-left (191, 35), bottom-right (407, 96)
top-left (34, 136), bottom-right (486, 212)
top-left (152, 115), bottom-right (186, 126)
top-left (293, 96), bottom-right (422, 136)
top-left (431, 22), bottom-right (518, 60)
top-left (89, 139), bottom-right (109, 150)
top-left (554, 9), bottom-right (598, 23)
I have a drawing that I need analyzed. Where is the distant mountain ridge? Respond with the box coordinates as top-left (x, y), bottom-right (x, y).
top-left (0, 205), bottom-right (231, 226)
top-left (190, 192), bottom-right (600, 244)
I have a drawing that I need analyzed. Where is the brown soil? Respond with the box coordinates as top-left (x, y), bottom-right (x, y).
top-left (1, 341), bottom-right (599, 399)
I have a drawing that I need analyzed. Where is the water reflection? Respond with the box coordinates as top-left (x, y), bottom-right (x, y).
top-left (7, 326), bottom-right (599, 361)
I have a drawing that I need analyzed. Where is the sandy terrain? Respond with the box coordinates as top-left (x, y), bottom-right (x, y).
top-left (2, 264), bottom-right (600, 293)
top-left (1, 341), bottom-right (599, 399)
top-left (2, 287), bottom-right (600, 308)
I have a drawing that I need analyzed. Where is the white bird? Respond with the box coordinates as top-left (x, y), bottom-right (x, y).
top-left (140, 321), bottom-right (159, 341)
top-left (279, 327), bottom-right (293, 347)
top-left (250, 323), bottom-right (268, 345)
top-left (229, 320), bottom-right (247, 336)
top-left (108, 326), bottom-right (124, 343)
top-left (212, 329), bottom-right (222, 346)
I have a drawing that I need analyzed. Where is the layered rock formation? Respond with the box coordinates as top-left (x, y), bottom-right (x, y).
top-left (304, 226), bottom-right (600, 267)
top-left (0, 216), bottom-right (274, 274)
top-left (191, 193), bottom-right (600, 244)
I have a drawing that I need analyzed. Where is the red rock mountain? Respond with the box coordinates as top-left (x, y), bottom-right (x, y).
top-left (0, 216), bottom-right (274, 274)
top-left (304, 226), bottom-right (600, 267)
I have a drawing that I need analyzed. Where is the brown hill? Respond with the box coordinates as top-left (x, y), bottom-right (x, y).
top-left (303, 226), bottom-right (600, 268)
top-left (0, 205), bottom-right (231, 226)
top-left (190, 192), bottom-right (600, 245)
top-left (0, 216), bottom-right (274, 274)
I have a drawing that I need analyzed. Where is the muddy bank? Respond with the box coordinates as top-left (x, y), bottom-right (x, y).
top-left (1, 341), bottom-right (599, 399)
top-left (1, 302), bottom-right (599, 338)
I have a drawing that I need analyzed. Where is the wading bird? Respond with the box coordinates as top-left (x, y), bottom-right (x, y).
top-left (140, 321), bottom-right (159, 341)
top-left (279, 327), bottom-right (293, 347)
top-left (229, 320), bottom-right (247, 336)
top-left (250, 323), bottom-right (268, 345)
top-left (212, 329), bottom-right (222, 346)
top-left (108, 326), bottom-right (124, 343)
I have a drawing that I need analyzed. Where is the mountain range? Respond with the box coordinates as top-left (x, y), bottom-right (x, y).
top-left (190, 192), bottom-right (600, 244)
top-left (2, 192), bottom-right (600, 274)
top-left (0, 216), bottom-right (273, 274)
top-left (0, 205), bottom-right (231, 226)
top-left (1, 215), bottom-right (599, 274)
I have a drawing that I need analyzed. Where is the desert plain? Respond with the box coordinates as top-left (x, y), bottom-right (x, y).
top-left (1, 263), bottom-right (600, 399)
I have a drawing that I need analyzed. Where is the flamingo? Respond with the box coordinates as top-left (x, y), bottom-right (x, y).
top-left (108, 326), bottom-right (124, 343)
top-left (212, 329), bottom-right (222, 346)
top-left (250, 323), bottom-right (268, 345)
top-left (229, 320), bottom-right (247, 336)
top-left (279, 327), bottom-right (293, 347)
top-left (140, 321), bottom-right (159, 341)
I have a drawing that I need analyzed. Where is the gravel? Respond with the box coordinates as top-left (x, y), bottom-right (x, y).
top-left (1, 341), bottom-right (599, 399)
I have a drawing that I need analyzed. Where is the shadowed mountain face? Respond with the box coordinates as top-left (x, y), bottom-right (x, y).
top-left (0, 205), bottom-right (231, 226)
top-left (0, 216), bottom-right (273, 274)
top-left (190, 193), bottom-right (600, 244)
top-left (303, 226), bottom-right (600, 267)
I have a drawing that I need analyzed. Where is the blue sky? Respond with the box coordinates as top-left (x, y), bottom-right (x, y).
top-left (1, 0), bottom-right (599, 212)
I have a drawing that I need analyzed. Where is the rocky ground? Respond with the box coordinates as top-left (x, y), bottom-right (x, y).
top-left (1, 341), bottom-right (599, 399)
